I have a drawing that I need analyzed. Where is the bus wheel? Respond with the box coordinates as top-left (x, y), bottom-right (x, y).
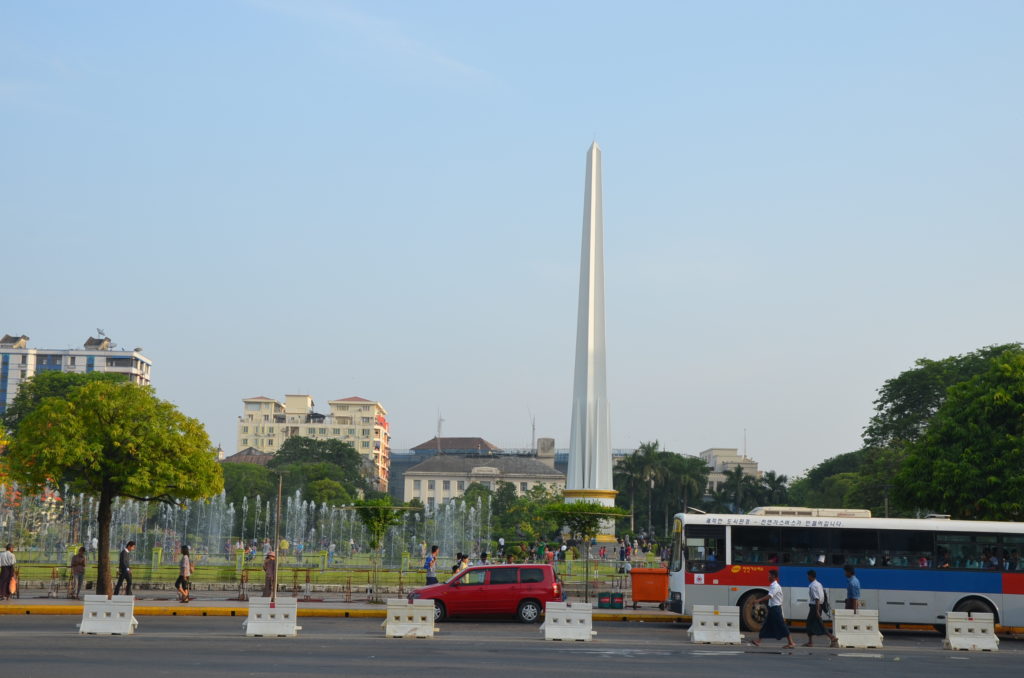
top-left (739, 590), bottom-right (768, 631)
top-left (953, 597), bottom-right (997, 621)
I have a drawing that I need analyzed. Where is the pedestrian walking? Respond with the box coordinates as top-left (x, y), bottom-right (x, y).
top-left (843, 565), bottom-right (861, 610)
top-left (70, 547), bottom-right (87, 599)
top-left (424, 545), bottom-right (439, 585)
top-left (175, 545), bottom-right (193, 603)
top-left (262, 551), bottom-right (277, 597)
top-left (804, 569), bottom-right (837, 647)
top-left (0, 544), bottom-right (16, 601)
top-left (113, 541), bottom-right (135, 596)
top-left (750, 569), bottom-right (795, 648)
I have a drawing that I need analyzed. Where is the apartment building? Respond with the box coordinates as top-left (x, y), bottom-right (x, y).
top-left (236, 394), bottom-right (391, 490)
top-left (0, 334), bottom-right (152, 414)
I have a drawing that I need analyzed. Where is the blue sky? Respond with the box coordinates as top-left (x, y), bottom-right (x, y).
top-left (3, 1), bottom-right (1022, 478)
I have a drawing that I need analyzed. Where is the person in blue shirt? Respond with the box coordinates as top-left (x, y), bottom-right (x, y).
top-left (843, 565), bottom-right (861, 610)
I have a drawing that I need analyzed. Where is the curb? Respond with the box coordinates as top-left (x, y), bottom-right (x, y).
top-left (0, 604), bottom-right (681, 622)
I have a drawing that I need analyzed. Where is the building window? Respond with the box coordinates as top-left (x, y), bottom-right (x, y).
top-left (307, 427), bottom-right (315, 434)
top-left (427, 498), bottom-right (435, 510)
top-left (263, 415), bottom-right (269, 421)
top-left (361, 441), bottom-right (370, 448)
top-left (347, 428), bottom-right (355, 435)
top-left (69, 356), bottom-right (76, 366)
top-left (414, 480), bottom-right (421, 491)
top-left (443, 480), bottom-right (451, 491)
top-left (520, 482), bottom-right (528, 493)
top-left (361, 417), bottom-right (372, 424)
top-left (457, 481), bottom-right (465, 491)
top-left (242, 426), bottom-right (249, 433)
top-left (428, 480), bottom-right (435, 491)
top-left (333, 428), bottom-right (340, 435)
top-left (319, 428), bottom-right (327, 434)
top-left (361, 429), bottom-right (370, 436)
top-left (268, 427), bottom-right (274, 433)
top-left (242, 438), bottom-right (248, 445)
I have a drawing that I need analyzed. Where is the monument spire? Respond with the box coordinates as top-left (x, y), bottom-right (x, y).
top-left (566, 142), bottom-right (616, 519)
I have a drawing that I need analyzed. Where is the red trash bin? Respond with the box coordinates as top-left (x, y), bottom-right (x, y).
top-left (629, 567), bottom-right (669, 609)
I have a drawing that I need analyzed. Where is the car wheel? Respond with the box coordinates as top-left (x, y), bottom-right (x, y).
top-left (739, 591), bottom-right (768, 631)
top-left (433, 600), bottom-right (447, 622)
top-left (517, 599), bottom-right (542, 623)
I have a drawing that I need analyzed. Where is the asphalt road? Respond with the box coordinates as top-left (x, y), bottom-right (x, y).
top-left (1, 616), bottom-right (1019, 678)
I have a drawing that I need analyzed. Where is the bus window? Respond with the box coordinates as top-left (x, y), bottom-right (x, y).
top-left (880, 530), bottom-right (934, 567)
top-left (685, 525), bottom-right (725, 573)
top-left (937, 532), bottom-right (1001, 569)
top-left (732, 526), bottom-right (780, 565)
top-left (780, 527), bottom-right (830, 565)
top-left (834, 529), bottom-right (879, 567)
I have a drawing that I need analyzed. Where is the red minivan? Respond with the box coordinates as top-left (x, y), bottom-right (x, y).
top-left (408, 563), bottom-right (563, 623)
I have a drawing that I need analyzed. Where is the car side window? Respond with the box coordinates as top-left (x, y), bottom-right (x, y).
top-left (519, 568), bottom-right (544, 583)
top-left (488, 568), bottom-right (517, 585)
top-left (457, 570), bottom-right (486, 586)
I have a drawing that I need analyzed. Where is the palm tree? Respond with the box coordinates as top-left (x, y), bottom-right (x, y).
top-left (634, 441), bottom-right (662, 537)
top-left (613, 450), bottom-right (646, 532)
top-left (722, 464), bottom-right (760, 513)
top-left (758, 470), bottom-right (789, 506)
top-left (656, 453), bottom-right (711, 535)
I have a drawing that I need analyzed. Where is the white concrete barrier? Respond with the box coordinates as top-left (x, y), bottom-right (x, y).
top-left (540, 601), bottom-right (596, 641)
top-left (687, 605), bottom-right (742, 644)
top-left (833, 609), bottom-right (883, 648)
top-left (944, 611), bottom-right (998, 651)
top-left (381, 599), bottom-right (438, 638)
top-left (243, 597), bottom-right (302, 637)
top-left (78, 595), bottom-right (139, 635)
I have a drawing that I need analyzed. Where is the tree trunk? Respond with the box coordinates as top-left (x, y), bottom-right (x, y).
top-left (96, 483), bottom-right (114, 595)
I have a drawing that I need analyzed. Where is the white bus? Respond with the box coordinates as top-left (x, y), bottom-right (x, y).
top-left (668, 508), bottom-right (1024, 630)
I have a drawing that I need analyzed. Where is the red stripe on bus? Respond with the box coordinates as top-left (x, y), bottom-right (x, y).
top-left (1002, 573), bottom-right (1024, 595)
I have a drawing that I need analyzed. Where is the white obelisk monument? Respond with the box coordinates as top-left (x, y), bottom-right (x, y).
top-left (566, 142), bottom-right (617, 537)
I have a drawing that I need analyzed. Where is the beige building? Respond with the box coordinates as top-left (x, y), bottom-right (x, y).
top-left (700, 447), bottom-right (761, 492)
top-left (404, 443), bottom-right (564, 509)
top-left (237, 394), bottom-right (391, 490)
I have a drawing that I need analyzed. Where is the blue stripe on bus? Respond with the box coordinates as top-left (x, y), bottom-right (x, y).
top-left (777, 566), bottom-right (1002, 594)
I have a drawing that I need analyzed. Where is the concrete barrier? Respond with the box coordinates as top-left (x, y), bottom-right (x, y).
top-left (540, 601), bottom-right (596, 641)
top-left (944, 611), bottom-right (998, 651)
top-left (381, 599), bottom-right (438, 638)
top-left (78, 595), bottom-right (139, 635)
top-left (243, 597), bottom-right (301, 637)
top-left (833, 609), bottom-right (883, 648)
top-left (687, 605), bottom-right (742, 644)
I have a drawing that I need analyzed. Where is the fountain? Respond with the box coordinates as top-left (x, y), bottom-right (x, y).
top-left (0, 483), bottom-right (492, 569)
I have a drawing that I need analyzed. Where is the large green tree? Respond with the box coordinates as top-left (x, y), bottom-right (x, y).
top-left (5, 380), bottom-right (223, 593)
top-left (2, 371), bottom-right (126, 433)
top-left (268, 437), bottom-right (368, 490)
top-left (895, 349), bottom-right (1024, 519)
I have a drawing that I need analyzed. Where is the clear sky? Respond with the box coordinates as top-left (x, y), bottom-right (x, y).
top-left (3, 1), bottom-right (1022, 478)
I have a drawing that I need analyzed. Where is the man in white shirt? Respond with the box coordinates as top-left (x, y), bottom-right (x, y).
top-left (750, 569), bottom-right (795, 648)
top-left (805, 569), bottom-right (837, 647)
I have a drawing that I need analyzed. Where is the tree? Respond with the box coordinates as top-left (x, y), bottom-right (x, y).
top-left (307, 478), bottom-right (352, 507)
top-left (613, 451), bottom-right (645, 532)
top-left (221, 462), bottom-right (277, 534)
top-left (544, 500), bottom-right (628, 600)
top-left (895, 349), bottom-right (1024, 520)
top-left (268, 437), bottom-right (368, 492)
top-left (721, 465), bottom-right (760, 513)
top-left (864, 343), bottom-right (1020, 449)
top-left (757, 470), bottom-right (789, 506)
top-left (5, 380), bottom-right (223, 593)
top-left (353, 498), bottom-right (415, 602)
top-left (635, 441), bottom-right (662, 536)
top-left (1, 370), bottom-right (128, 434)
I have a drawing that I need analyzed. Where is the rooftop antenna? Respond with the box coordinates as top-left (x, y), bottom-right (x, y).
top-left (436, 411), bottom-right (444, 456)
top-left (528, 409), bottom-right (536, 452)
top-left (97, 328), bottom-right (106, 337)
